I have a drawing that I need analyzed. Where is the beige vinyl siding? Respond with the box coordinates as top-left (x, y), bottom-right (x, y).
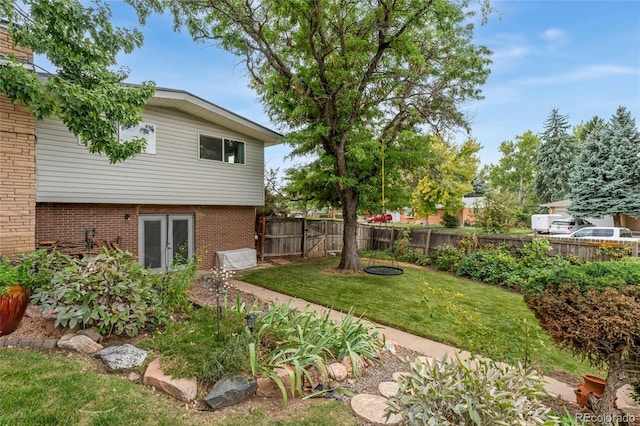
top-left (35, 106), bottom-right (265, 206)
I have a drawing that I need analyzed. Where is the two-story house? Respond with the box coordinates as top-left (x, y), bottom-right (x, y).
top-left (0, 23), bottom-right (282, 269)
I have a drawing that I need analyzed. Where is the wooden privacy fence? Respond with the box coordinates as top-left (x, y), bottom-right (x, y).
top-left (257, 217), bottom-right (638, 262)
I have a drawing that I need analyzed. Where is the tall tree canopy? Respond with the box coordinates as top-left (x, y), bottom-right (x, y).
top-left (137, 0), bottom-right (492, 271)
top-left (569, 106), bottom-right (640, 226)
top-left (411, 137), bottom-right (480, 225)
top-left (488, 130), bottom-right (539, 210)
top-left (0, 0), bottom-right (155, 163)
top-left (534, 109), bottom-right (577, 204)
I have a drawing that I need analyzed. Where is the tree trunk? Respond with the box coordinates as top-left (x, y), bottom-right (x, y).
top-left (591, 351), bottom-right (628, 425)
top-left (338, 188), bottom-right (361, 272)
top-left (613, 214), bottom-right (622, 227)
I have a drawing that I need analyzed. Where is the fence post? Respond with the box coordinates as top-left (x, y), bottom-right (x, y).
top-left (259, 216), bottom-right (266, 262)
top-left (634, 241), bottom-right (639, 257)
top-left (302, 218), bottom-right (307, 258)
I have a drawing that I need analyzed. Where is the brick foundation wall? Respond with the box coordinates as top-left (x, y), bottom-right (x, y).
top-left (0, 25), bottom-right (37, 257)
top-left (36, 203), bottom-right (257, 269)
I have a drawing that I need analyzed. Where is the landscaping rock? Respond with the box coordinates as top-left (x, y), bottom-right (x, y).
top-left (93, 344), bottom-right (148, 371)
top-left (351, 394), bottom-right (403, 425)
top-left (143, 358), bottom-right (197, 403)
top-left (327, 362), bottom-right (348, 381)
top-left (303, 365), bottom-right (326, 392)
top-left (77, 328), bottom-right (102, 343)
top-left (57, 334), bottom-right (103, 354)
top-left (342, 355), bottom-right (364, 376)
top-left (204, 377), bottom-right (257, 410)
top-left (256, 365), bottom-right (297, 398)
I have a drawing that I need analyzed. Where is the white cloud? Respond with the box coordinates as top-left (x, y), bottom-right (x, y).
top-left (519, 64), bottom-right (638, 86)
top-left (540, 28), bottom-right (568, 44)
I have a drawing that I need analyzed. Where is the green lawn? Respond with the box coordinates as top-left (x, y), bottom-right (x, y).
top-left (0, 348), bottom-right (356, 425)
top-left (241, 258), bottom-right (597, 378)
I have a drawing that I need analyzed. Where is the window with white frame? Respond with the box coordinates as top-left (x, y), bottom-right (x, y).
top-left (77, 122), bottom-right (156, 155)
top-left (120, 122), bottom-right (156, 154)
top-left (199, 134), bottom-right (245, 164)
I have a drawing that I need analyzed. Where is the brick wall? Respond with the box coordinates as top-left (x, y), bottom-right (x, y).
top-left (0, 25), bottom-right (36, 257)
top-left (36, 203), bottom-right (257, 269)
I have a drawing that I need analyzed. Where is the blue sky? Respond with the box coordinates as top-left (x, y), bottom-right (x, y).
top-left (37, 1), bottom-right (640, 171)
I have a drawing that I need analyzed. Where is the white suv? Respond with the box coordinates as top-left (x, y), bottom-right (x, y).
top-left (554, 227), bottom-right (638, 241)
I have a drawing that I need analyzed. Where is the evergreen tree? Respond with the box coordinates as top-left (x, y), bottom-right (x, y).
top-left (569, 106), bottom-right (640, 226)
top-left (534, 109), bottom-right (577, 203)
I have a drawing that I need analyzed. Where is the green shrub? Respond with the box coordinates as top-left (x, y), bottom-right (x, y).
top-left (386, 354), bottom-right (559, 425)
top-left (31, 248), bottom-right (169, 336)
top-left (432, 245), bottom-right (463, 272)
top-left (441, 211), bottom-right (459, 228)
top-left (455, 246), bottom-right (520, 288)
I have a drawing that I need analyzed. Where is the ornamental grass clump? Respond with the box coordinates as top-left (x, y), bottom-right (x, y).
top-left (385, 354), bottom-right (559, 425)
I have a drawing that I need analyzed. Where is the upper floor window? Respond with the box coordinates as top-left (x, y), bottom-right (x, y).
top-left (77, 121), bottom-right (156, 155)
top-left (120, 122), bottom-right (156, 154)
top-left (199, 134), bottom-right (245, 164)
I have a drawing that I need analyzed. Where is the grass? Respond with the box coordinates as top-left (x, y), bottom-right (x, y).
top-left (0, 347), bottom-right (357, 425)
top-left (241, 257), bottom-right (598, 378)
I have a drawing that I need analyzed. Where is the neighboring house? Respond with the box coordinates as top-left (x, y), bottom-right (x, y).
top-left (0, 24), bottom-right (282, 269)
top-left (382, 197), bottom-right (484, 226)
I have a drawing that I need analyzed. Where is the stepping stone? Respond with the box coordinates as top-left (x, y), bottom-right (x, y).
top-left (351, 394), bottom-right (403, 425)
top-left (378, 381), bottom-right (399, 398)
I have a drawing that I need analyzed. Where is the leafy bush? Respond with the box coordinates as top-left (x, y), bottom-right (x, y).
top-left (31, 248), bottom-right (170, 336)
top-left (441, 211), bottom-right (459, 228)
top-left (523, 261), bottom-right (640, 418)
top-left (386, 354), bottom-right (559, 425)
top-left (432, 245), bottom-right (463, 272)
top-left (455, 246), bottom-right (520, 288)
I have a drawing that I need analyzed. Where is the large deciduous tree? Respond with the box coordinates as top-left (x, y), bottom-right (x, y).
top-left (140, 0), bottom-right (492, 271)
top-left (0, 0), bottom-right (155, 163)
top-left (488, 130), bottom-right (539, 210)
top-left (534, 109), bottom-right (577, 204)
top-left (569, 106), bottom-right (640, 226)
top-left (411, 137), bottom-right (480, 226)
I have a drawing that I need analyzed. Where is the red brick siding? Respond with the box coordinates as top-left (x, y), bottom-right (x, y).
top-left (0, 26), bottom-right (36, 257)
top-left (35, 203), bottom-right (256, 269)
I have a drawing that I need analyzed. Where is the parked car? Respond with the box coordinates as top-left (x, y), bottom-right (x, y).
top-left (367, 214), bottom-right (393, 223)
top-left (548, 218), bottom-right (594, 234)
top-left (553, 227), bottom-right (639, 241)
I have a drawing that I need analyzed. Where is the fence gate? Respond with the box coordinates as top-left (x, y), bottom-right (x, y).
top-left (304, 220), bottom-right (326, 257)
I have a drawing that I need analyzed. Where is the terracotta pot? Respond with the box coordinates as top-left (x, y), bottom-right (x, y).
top-left (574, 385), bottom-right (590, 407)
top-left (0, 285), bottom-right (29, 337)
top-left (583, 374), bottom-right (606, 397)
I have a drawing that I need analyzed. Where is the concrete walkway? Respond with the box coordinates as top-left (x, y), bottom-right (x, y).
top-left (232, 279), bottom-right (639, 411)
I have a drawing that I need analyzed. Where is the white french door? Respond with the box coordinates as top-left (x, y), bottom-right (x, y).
top-left (138, 214), bottom-right (194, 269)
